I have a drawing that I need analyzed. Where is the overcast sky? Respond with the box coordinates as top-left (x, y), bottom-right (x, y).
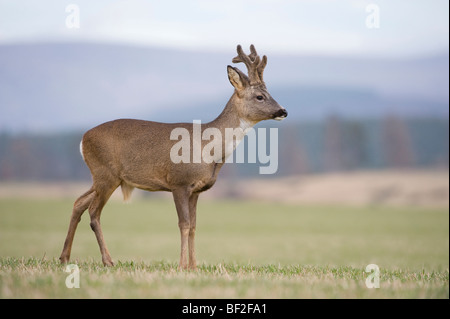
top-left (0, 0), bottom-right (448, 57)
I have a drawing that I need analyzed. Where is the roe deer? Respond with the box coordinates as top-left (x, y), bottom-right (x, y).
top-left (59, 45), bottom-right (287, 269)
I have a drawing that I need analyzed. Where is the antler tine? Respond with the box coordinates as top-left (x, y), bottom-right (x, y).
top-left (249, 44), bottom-right (258, 62)
top-left (231, 45), bottom-right (247, 64)
top-left (232, 44), bottom-right (266, 85)
top-left (250, 45), bottom-right (267, 81)
top-left (257, 55), bottom-right (267, 82)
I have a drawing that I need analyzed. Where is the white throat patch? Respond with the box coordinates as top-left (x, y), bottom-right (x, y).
top-left (239, 118), bottom-right (255, 133)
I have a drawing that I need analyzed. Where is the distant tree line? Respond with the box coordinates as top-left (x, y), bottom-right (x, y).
top-left (0, 132), bottom-right (90, 181)
top-left (0, 117), bottom-right (448, 181)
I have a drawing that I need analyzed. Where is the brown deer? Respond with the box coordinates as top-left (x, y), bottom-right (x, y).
top-left (59, 45), bottom-right (287, 269)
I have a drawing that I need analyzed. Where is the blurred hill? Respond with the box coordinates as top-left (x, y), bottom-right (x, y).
top-left (0, 42), bottom-right (448, 132)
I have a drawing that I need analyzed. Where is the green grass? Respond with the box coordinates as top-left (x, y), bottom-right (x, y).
top-left (0, 198), bottom-right (448, 298)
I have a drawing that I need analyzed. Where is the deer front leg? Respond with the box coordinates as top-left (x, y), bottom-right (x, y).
top-left (188, 193), bottom-right (199, 270)
top-left (172, 189), bottom-right (191, 270)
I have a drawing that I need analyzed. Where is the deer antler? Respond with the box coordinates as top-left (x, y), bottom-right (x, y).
top-left (232, 44), bottom-right (267, 85)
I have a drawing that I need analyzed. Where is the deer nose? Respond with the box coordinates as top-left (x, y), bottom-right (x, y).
top-left (273, 108), bottom-right (288, 120)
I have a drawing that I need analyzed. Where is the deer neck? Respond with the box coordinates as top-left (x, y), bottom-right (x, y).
top-left (205, 93), bottom-right (257, 162)
top-left (207, 93), bottom-right (256, 133)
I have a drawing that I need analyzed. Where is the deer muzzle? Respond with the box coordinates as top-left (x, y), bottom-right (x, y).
top-left (273, 108), bottom-right (288, 121)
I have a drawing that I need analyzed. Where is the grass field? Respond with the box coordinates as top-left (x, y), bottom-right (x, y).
top-left (0, 198), bottom-right (448, 298)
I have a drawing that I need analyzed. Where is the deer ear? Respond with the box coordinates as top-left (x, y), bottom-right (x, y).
top-left (227, 65), bottom-right (248, 91)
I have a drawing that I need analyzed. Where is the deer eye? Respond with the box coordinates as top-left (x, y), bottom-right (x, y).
top-left (256, 95), bottom-right (264, 101)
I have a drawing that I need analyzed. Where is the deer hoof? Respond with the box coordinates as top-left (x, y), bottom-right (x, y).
top-left (102, 259), bottom-right (114, 267)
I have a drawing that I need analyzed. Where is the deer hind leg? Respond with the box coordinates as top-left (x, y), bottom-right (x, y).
top-left (60, 187), bottom-right (96, 264)
top-left (88, 175), bottom-right (120, 266)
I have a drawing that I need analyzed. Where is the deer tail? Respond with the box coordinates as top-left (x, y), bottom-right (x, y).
top-left (121, 182), bottom-right (135, 202)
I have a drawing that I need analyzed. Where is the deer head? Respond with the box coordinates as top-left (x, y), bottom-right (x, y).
top-left (227, 44), bottom-right (287, 123)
